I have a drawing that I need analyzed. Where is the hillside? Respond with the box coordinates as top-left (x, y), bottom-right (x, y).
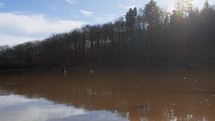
top-left (0, 0), bottom-right (215, 69)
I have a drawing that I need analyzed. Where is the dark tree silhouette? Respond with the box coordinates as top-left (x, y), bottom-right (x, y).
top-left (1, 0), bottom-right (215, 69)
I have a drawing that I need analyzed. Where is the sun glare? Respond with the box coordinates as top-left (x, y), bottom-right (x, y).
top-left (192, 0), bottom-right (202, 7)
top-left (167, 4), bottom-right (174, 12)
top-left (167, 0), bottom-right (207, 12)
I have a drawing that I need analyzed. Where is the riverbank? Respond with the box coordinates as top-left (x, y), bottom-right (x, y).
top-left (1, 61), bottom-right (215, 73)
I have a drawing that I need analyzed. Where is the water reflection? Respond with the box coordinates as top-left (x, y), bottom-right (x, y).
top-left (0, 95), bottom-right (128, 121)
top-left (0, 69), bottom-right (215, 121)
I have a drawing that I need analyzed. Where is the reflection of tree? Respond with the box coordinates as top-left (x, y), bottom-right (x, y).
top-left (0, 70), bottom-right (214, 120)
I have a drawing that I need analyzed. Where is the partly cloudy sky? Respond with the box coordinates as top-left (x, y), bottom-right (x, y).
top-left (0, 0), bottom-right (214, 46)
top-left (0, 95), bottom-right (128, 121)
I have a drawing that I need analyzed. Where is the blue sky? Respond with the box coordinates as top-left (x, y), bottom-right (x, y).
top-left (0, 0), bottom-right (214, 46)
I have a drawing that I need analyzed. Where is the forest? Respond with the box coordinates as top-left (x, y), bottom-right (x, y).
top-left (0, 0), bottom-right (215, 69)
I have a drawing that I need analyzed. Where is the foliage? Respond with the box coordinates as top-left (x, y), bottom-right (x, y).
top-left (1, 0), bottom-right (215, 68)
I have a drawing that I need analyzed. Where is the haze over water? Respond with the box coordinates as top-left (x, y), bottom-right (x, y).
top-left (0, 68), bottom-right (214, 121)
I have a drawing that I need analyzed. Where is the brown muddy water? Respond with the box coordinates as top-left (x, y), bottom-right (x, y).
top-left (0, 68), bottom-right (215, 121)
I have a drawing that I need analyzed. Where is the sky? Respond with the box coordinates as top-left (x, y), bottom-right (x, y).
top-left (0, 95), bottom-right (128, 121)
top-left (0, 0), bottom-right (214, 46)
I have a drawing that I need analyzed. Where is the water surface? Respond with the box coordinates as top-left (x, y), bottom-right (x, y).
top-left (0, 68), bottom-right (215, 121)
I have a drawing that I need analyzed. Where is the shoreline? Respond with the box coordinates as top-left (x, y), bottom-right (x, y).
top-left (0, 62), bottom-right (215, 72)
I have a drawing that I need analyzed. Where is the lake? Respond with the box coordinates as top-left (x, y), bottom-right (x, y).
top-left (0, 68), bottom-right (214, 121)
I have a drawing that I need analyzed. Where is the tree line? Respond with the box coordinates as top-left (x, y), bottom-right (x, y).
top-left (1, 0), bottom-right (215, 69)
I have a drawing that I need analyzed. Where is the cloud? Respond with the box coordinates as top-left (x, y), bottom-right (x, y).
top-left (0, 34), bottom-right (39, 47)
top-left (0, 95), bottom-right (88, 121)
top-left (65, 0), bottom-right (78, 5)
top-left (117, 0), bottom-right (139, 10)
top-left (0, 12), bottom-right (86, 46)
top-left (0, 95), bottom-right (128, 121)
top-left (80, 9), bottom-right (94, 17)
top-left (130, 0), bottom-right (136, 3)
top-left (118, 5), bottom-right (137, 9)
top-left (94, 14), bottom-right (118, 24)
top-left (0, 2), bottom-right (4, 7)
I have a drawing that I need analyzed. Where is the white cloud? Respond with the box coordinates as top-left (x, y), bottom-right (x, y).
top-left (80, 9), bottom-right (94, 17)
top-left (0, 95), bottom-right (38, 108)
top-left (65, 0), bottom-right (78, 5)
top-left (0, 95), bottom-right (129, 121)
top-left (117, 0), bottom-right (138, 9)
top-left (130, 0), bottom-right (136, 3)
top-left (94, 14), bottom-right (118, 24)
top-left (118, 5), bottom-right (137, 9)
top-left (0, 34), bottom-right (39, 46)
top-left (0, 95), bottom-right (88, 121)
top-left (0, 12), bottom-right (86, 46)
top-left (0, 2), bottom-right (4, 7)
